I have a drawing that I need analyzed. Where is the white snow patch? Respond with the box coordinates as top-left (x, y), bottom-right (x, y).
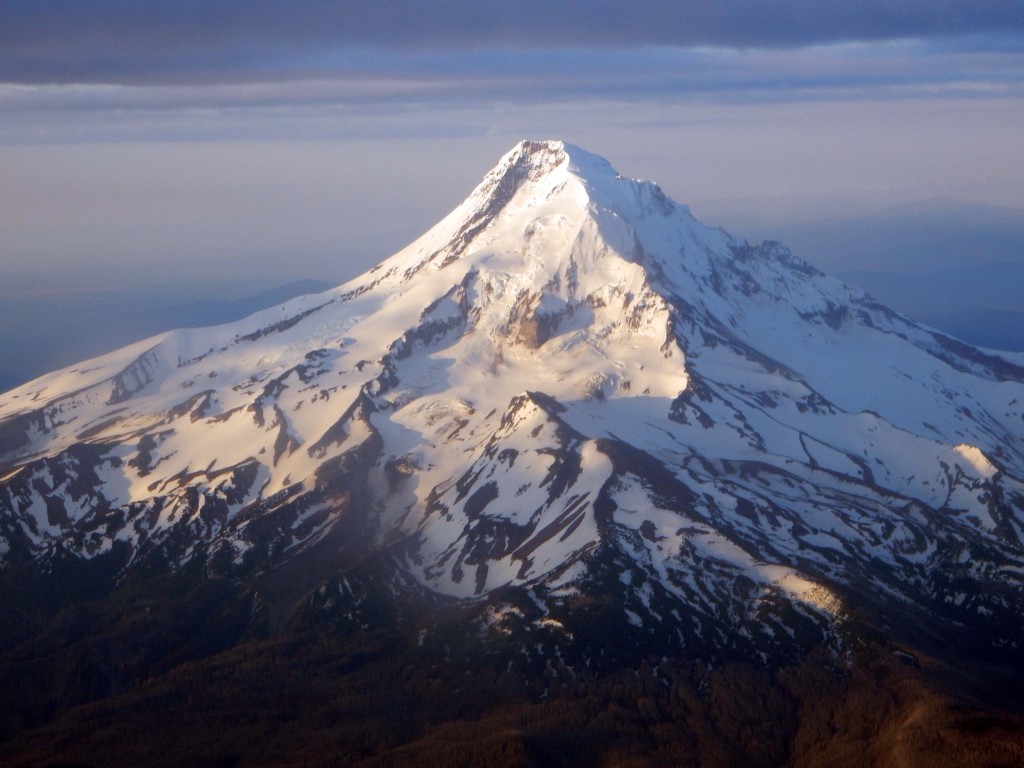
top-left (954, 443), bottom-right (997, 479)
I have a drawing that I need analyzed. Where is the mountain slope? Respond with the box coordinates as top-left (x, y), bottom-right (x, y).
top-left (1, 140), bottom-right (1024, 692)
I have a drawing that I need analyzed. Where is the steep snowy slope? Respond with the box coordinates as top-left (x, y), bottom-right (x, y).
top-left (1, 140), bottom-right (1023, 658)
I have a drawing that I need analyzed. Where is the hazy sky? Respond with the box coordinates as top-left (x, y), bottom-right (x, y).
top-left (2, 1), bottom-right (1023, 288)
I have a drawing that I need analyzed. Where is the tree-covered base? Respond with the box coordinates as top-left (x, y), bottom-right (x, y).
top-left (1, 591), bottom-right (1022, 768)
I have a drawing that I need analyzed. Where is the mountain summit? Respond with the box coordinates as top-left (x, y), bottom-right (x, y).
top-left (2, 140), bottom-right (1024, 626)
top-left (2, 140), bottom-right (1024, 683)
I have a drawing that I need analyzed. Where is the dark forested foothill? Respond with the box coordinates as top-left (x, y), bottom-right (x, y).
top-left (0, 554), bottom-right (1023, 768)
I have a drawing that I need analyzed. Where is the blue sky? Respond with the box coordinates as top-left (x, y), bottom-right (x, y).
top-left (1, 1), bottom-right (1023, 286)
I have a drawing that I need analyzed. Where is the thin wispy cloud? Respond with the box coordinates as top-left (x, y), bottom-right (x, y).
top-left (3, 40), bottom-right (1023, 144)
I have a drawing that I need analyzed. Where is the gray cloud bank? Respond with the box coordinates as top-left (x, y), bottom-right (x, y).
top-left (3, 0), bottom-right (1023, 84)
top-left (2, 0), bottom-right (1022, 148)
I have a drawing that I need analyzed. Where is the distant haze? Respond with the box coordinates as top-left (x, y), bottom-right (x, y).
top-left (4, 97), bottom-right (1024, 286)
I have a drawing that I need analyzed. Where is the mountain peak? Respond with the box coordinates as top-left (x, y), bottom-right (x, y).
top-left (4, 141), bottom-right (1024, 765)
top-left (461, 140), bottom-right (627, 218)
top-left (366, 139), bottom-right (707, 299)
top-left (500, 139), bottom-right (568, 174)
top-left (464, 140), bottom-right (578, 211)
top-left (1, 141), bottom-right (1024, 687)
top-left (495, 139), bottom-right (617, 182)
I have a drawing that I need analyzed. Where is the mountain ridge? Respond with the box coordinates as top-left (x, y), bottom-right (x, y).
top-left (2, 140), bottom-right (1023, 617)
top-left (1, 142), bottom-right (1024, 764)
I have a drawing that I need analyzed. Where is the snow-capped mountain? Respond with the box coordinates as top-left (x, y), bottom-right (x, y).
top-left (2, 140), bottom-right (1023, 659)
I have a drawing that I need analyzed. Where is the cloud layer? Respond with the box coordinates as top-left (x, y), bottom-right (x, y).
top-left (3, 1), bottom-right (1023, 84)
